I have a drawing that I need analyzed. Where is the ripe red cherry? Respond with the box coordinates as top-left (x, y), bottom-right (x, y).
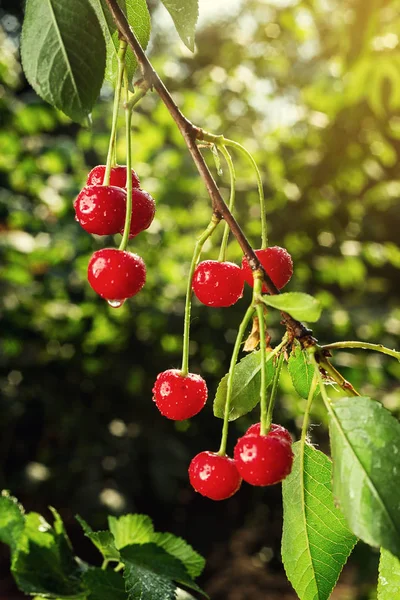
top-left (189, 451), bottom-right (242, 501)
top-left (245, 422), bottom-right (292, 445)
top-left (192, 260), bottom-right (244, 307)
top-left (241, 246), bottom-right (293, 292)
top-left (152, 369), bottom-right (207, 421)
top-left (121, 189), bottom-right (156, 238)
top-left (74, 185), bottom-right (126, 235)
top-left (88, 248), bottom-right (146, 300)
top-left (234, 433), bottom-right (293, 486)
top-left (86, 165), bottom-right (140, 189)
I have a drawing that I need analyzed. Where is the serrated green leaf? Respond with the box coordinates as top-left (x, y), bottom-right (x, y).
top-left (108, 514), bottom-right (154, 550)
top-left (21, 0), bottom-right (106, 123)
top-left (0, 491), bottom-right (25, 554)
top-left (122, 543), bottom-right (206, 600)
top-left (328, 396), bottom-right (400, 557)
top-left (282, 442), bottom-right (357, 600)
top-left (213, 350), bottom-right (275, 421)
top-left (262, 292), bottom-right (321, 322)
top-left (152, 532), bottom-right (205, 579)
top-left (76, 515), bottom-right (120, 562)
top-left (160, 0), bottom-right (198, 51)
top-left (378, 548), bottom-right (400, 599)
top-left (84, 567), bottom-right (127, 600)
top-left (90, 0), bottom-right (151, 89)
top-left (12, 512), bottom-right (84, 597)
top-left (287, 340), bottom-right (317, 400)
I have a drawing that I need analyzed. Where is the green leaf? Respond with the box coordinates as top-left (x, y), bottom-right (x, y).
top-left (0, 491), bottom-right (25, 554)
top-left (84, 567), bottom-right (127, 600)
top-left (213, 350), bottom-right (275, 421)
top-left (287, 340), bottom-right (317, 400)
top-left (160, 0), bottom-right (199, 51)
top-left (378, 548), bottom-right (400, 599)
top-left (21, 0), bottom-right (106, 123)
top-left (76, 515), bottom-right (120, 562)
top-left (108, 514), bottom-right (154, 549)
top-left (12, 511), bottom-right (84, 597)
top-left (262, 292), bottom-right (322, 322)
top-left (328, 396), bottom-right (400, 556)
top-left (282, 442), bottom-right (357, 600)
top-left (90, 0), bottom-right (151, 89)
top-left (152, 532), bottom-right (205, 578)
top-left (122, 543), bottom-right (195, 600)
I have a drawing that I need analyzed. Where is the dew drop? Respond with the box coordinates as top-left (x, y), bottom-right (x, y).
top-left (107, 299), bottom-right (125, 309)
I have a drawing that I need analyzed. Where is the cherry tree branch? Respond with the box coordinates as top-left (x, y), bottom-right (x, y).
top-left (104, 0), bottom-right (313, 342)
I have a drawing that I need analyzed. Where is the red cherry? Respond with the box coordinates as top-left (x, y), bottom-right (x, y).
top-left (87, 165), bottom-right (140, 189)
top-left (245, 422), bottom-right (292, 445)
top-left (121, 189), bottom-right (156, 238)
top-left (88, 249), bottom-right (146, 300)
top-left (234, 433), bottom-right (293, 486)
top-left (189, 451), bottom-right (242, 501)
top-left (192, 260), bottom-right (244, 307)
top-left (241, 246), bottom-right (293, 292)
top-left (74, 185), bottom-right (126, 235)
top-left (152, 369), bottom-right (207, 421)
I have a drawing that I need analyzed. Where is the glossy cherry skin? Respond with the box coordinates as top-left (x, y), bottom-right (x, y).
top-left (189, 451), bottom-right (242, 501)
top-left (86, 165), bottom-right (140, 189)
top-left (192, 260), bottom-right (245, 307)
top-left (121, 188), bottom-right (156, 238)
top-left (74, 185), bottom-right (126, 235)
top-left (241, 246), bottom-right (293, 292)
top-left (152, 369), bottom-right (207, 421)
top-left (88, 249), bottom-right (146, 300)
top-left (234, 433), bottom-right (293, 486)
top-left (245, 422), bottom-right (292, 445)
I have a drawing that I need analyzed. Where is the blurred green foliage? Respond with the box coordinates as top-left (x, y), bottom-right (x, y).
top-left (1, 0), bottom-right (400, 597)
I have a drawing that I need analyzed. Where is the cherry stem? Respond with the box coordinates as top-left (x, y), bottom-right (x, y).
top-left (119, 85), bottom-right (148, 252)
top-left (218, 137), bottom-right (267, 249)
top-left (253, 279), bottom-right (269, 436)
top-left (301, 372), bottom-right (318, 444)
top-left (217, 145), bottom-right (236, 263)
top-left (104, 40), bottom-right (127, 186)
top-left (217, 304), bottom-right (255, 457)
top-left (265, 350), bottom-right (285, 431)
top-left (322, 341), bottom-right (400, 361)
top-left (181, 216), bottom-right (221, 376)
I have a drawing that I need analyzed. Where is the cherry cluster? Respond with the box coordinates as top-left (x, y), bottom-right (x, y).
top-left (74, 165), bottom-right (155, 304)
top-left (152, 246), bottom-right (294, 500)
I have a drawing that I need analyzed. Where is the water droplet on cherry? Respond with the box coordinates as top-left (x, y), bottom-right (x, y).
top-left (107, 299), bottom-right (125, 308)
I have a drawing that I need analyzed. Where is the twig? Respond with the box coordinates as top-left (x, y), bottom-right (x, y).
top-left (104, 0), bottom-right (314, 342)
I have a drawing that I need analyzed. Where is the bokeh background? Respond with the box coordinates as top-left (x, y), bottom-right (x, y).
top-left (1, 0), bottom-right (400, 598)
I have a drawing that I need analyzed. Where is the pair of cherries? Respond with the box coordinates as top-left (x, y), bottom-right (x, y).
top-left (192, 246), bottom-right (293, 308)
top-left (189, 423), bottom-right (294, 500)
top-left (151, 370), bottom-right (293, 500)
top-left (74, 165), bottom-right (155, 303)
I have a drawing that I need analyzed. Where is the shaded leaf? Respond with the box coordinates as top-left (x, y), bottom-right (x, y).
top-left (282, 442), bottom-right (357, 600)
top-left (122, 543), bottom-right (204, 600)
top-left (328, 396), bottom-right (400, 556)
top-left (152, 532), bottom-right (205, 578)
top-left (160, 0), bottom-right (198, 51)
top-left (378, 548), bottom-right (400, 599)
top-left (262, 292), bottom-right (321, 322)
top-left (108, 514), bottom-right (154, 549)
top-left (11, 512), bottom-right (84, 597)
top-left (213, 350), bottom-right (275, 421)
top-left (91, 0), bottom-right (151, 88)
top-left (287, 340), bottom-right (317, 400)
top-left (0, 491), bottom-right (25, 554)
top-left (21, 0), bottom-right (106, 123)
top-left (76, 515), bottom-right (120, 562)
top-left (84, 567), bottom-right (127, 600)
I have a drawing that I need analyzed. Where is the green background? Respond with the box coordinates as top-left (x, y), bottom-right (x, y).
top-left (1, 0), bottom-right (400, 597)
